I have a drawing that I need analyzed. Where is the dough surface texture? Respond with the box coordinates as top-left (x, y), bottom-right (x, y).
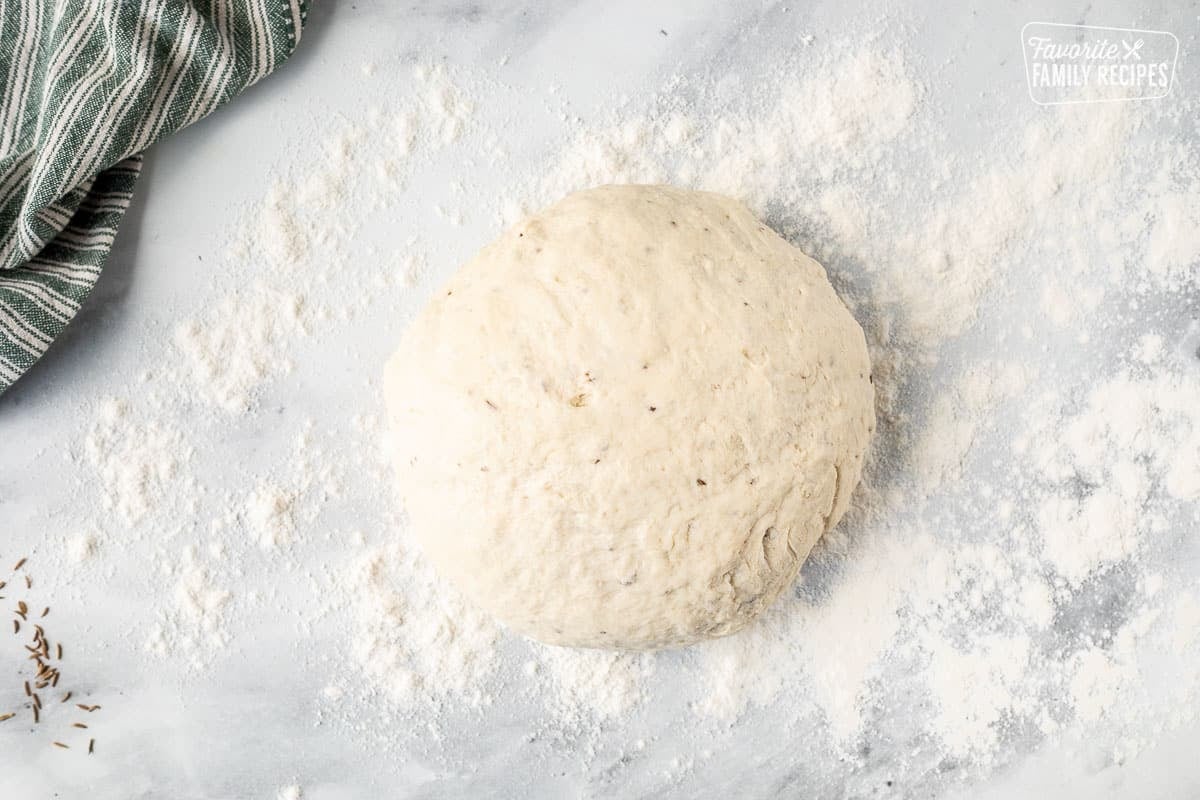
top-left (384, 184), bottom-right (874, 650)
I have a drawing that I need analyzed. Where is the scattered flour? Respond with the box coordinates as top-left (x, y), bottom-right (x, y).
top-left (533, 646), bottom-right (654, 723)
top-left (351, 538), bottom-right (500, 711)
top-left (66, 530), bottom-right (99, 563)
top-left (170, 64), bottom-right (473, 415)
top-left (173, 282), bottom-right (306, 413)
top-left (145, 545), bottom-right (233, 667)
top-left (924, 632), bottom-right (1034, 760)
top-left (80, 397), bottom-right (195, 525)
top-left (245, 482), bottom-right (297, 550)
top-left (1023, 366), bottom-right (1200, 585)
top-left (1069, 648), bottom-right (1135, 725)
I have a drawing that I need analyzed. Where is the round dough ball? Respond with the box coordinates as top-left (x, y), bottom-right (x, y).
top-left (384, 184), bottom-right (874, 650)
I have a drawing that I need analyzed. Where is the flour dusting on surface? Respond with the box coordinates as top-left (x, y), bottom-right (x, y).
top-left (11, 23), bottom-right (1200, 799)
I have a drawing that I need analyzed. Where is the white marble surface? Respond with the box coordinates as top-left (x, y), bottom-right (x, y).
top-left (1, 1), bottom-right (1198, 798)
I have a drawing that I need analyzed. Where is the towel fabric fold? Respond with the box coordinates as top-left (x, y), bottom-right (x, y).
top-left (0, 0), bottom-right (307, 395)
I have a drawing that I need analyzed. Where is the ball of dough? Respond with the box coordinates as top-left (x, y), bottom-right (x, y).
top-left (384, 185), bottom-right (874, 650)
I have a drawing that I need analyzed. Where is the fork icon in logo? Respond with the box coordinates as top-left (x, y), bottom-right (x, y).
top-left (1121, 38), bottom-right (1144, 60)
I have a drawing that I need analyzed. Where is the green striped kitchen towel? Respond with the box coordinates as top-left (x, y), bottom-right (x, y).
top-left (0, 0), bottom-right (307, 394)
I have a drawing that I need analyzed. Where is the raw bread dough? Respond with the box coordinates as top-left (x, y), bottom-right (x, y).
top-left (384, 184), bottom-right (874, 650)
